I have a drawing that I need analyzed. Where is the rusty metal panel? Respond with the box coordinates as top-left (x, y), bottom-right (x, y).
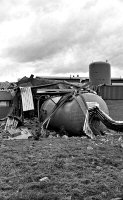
top-left (97, 85), bottom-right (123, 100)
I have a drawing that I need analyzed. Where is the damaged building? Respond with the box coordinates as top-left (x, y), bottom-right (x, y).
top-left (1, 61), bottom-right (123, 140)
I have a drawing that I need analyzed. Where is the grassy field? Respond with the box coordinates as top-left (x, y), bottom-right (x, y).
top-left (0, 134), bottom-right (123, 200)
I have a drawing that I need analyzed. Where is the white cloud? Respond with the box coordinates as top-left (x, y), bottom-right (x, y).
top-left (0, 0), bottom-right (123, 81)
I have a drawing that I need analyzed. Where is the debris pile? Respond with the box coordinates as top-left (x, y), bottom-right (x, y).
top-left (0, 116), bottom-right (32, 140)
top-left (0, 76), bottom-right (123, 140)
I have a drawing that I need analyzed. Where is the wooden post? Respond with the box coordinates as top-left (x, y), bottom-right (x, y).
top-left (20, 98), bottom-right (24, 125)
top-left (37, 98), bottom-right (41, 139)
top-left (37, 99), bottom-right (39, 121)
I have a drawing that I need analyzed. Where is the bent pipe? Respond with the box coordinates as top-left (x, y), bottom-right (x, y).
top-left (89, 106), bottom-right (123, 132)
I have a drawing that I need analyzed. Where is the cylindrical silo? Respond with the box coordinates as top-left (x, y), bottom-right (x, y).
top-left (89, 61), bottom-right (111, 86)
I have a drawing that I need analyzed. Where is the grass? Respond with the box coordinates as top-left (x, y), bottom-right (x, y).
top-left (0, 135), bottom-right (123, 200)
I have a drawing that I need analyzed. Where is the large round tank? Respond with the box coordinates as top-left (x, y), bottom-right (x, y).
top-left (89, 61), bottom-right (111, 86)
top-left (40, 92), bottom-right (109, 136)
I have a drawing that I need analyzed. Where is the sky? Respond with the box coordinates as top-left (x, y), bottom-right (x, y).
top-left (0, 0), bottom-right (123, 82)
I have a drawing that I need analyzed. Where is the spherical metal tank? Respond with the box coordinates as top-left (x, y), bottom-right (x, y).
top-left (40, 92), bottom-right (109, 136)
top-left (89, 61), bottom-right (111, 86)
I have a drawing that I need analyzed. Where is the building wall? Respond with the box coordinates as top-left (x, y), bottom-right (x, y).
top-left (105, 100), bottom-right (123, 121)
top-left (98, 85), bottom-right (123, 120)
top-left (97, 85), bottom-right (123, 100)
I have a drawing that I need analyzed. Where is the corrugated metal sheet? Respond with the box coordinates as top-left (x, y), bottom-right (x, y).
top-left (97, 85), bottom-right (123, 100)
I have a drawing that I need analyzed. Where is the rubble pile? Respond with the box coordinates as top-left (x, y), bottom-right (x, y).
top-left (0, 77), bottom-right (123, 140)
top-left (0, 117), bottom-right (33, 140)
top-left (0, 116), bottom-right (69, 141)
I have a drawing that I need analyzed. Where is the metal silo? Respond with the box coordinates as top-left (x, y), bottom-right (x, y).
top-left (89, 61), bottom-right (111, 86)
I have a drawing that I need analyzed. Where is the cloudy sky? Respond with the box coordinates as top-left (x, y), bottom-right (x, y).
top-left (0, 0), bottom-right (123, 81)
